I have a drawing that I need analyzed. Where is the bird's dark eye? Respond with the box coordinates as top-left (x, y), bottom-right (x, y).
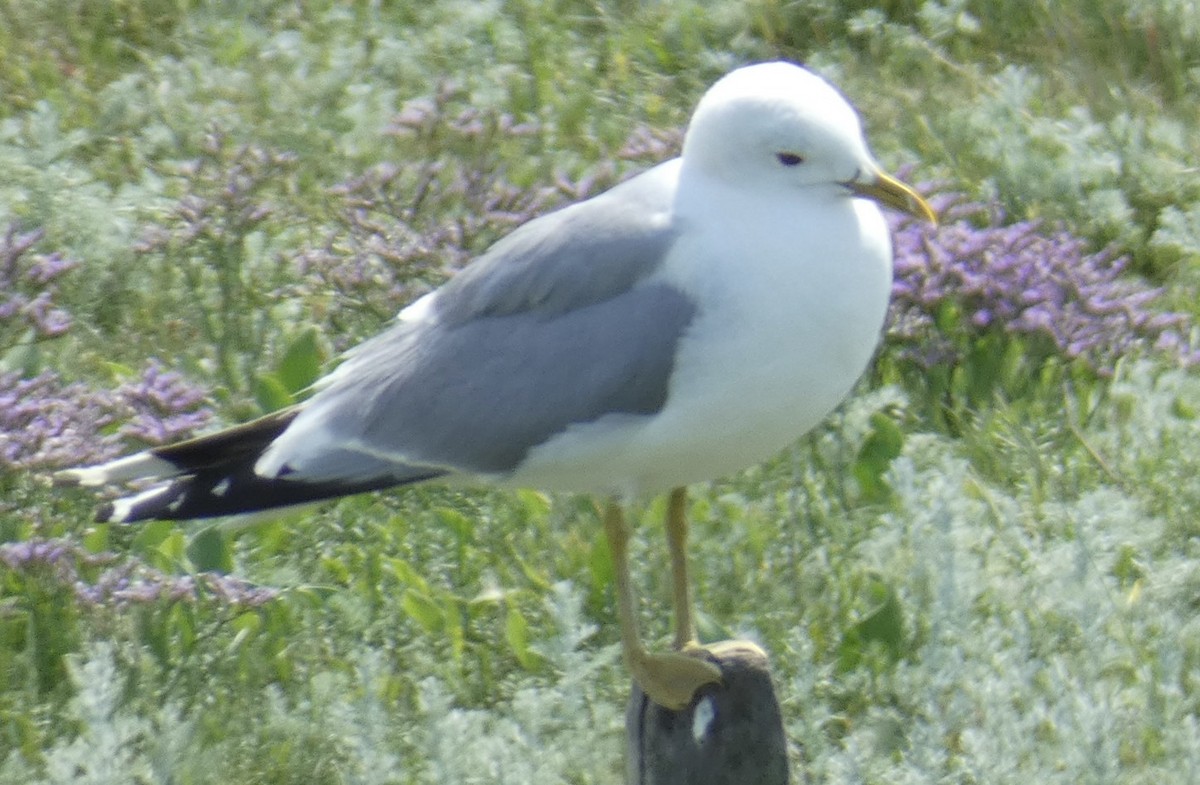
top-left (776, 152), bottom-right (804, 167)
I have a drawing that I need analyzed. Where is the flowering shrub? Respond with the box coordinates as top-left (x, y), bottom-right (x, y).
top-left (115, 361), bottom-right (212, 446)
top-left (0, 216), bottom-right (213, 473)
top-left (292, 89), bottom-right (669, 344)
top-left (1, 372), bottom-right (118, 471)
top-left (293, 86), bottom-right (558, 340)
top-left (0, 537), bottom-right (278, 609)
top-left (0, 363), bottom-right (212, 473)
top-left (0, 535), bottom-right (280, 697)
top-left (1, 225), bottom-right (79, 351)
top-left (131, 130), bottom-right (299, 394)
top-left (883, 190), bottom-right (1196, 412)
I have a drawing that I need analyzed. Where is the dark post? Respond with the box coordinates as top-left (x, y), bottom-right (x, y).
top-left (625, 640), bottom-right (789, 785)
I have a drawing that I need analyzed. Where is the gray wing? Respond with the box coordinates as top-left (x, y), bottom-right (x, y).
top-left (434, 161), bottom-right (680, 323)
top-left (257, 162), bottom-right (693, 481)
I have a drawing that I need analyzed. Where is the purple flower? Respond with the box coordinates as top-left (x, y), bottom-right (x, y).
top-left (0, 371), bottom-right (121, 470)
top-left (0, 363), bottom-right (212, 472)
top-left (0, 223), bottom-right (214, 472)
top-left (3, 536), bottom-right (280, 610)
top-left (886, 190), bottom-right (1195, 378)
top-left (0, 537), bottom-right (77, 582)
top-left (112, 579), bottom-right (165, 604)
top-left (115, 361), bottom-right (213, 446)
top-left (0, 225), bottom-right (80, 347)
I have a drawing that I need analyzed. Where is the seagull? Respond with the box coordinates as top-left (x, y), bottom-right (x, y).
top-left (56, 61), bottom-right (935, 710)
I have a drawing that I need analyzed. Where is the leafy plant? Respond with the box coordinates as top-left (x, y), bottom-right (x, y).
top-left (132, 130), bottom-right (300, 397)
top-left (2, 1), bottom-right (1200, 782)
top-left (0, 362), bottom-right (212, 476)
top-left (881, 188), bottom-right (1196, 428)
top-left (0, 225), bottom-right (78, 371)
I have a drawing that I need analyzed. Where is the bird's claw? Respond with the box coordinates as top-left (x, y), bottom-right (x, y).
top-left (630, 647), bottom-right (723, 711)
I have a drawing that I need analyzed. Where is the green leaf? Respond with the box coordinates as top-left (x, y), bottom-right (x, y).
top-left (140, 607), bottom-right (170, 665)
top-left (1172, 396), bottom-right (1197, 420)
top-left (289, 585), bottom-right (338, 606)
top-left (508, 545), bottom-right (553, 592)
top-left (0, 331), bottom-right (41, 376)
top-left (81, 525), bottom-right (109, 553)
top-left (435, 507), bottom-right (474, 542)
top-left (170, 603), bottom-right (197, 655)
top-left (853, 411), bottom-right (905, 502)
top-left (588, 526), bottom-right (615, 597)
top-left (319, 555), bottom-right (352, 585)
top-left (856, 579), bottom-right (905, 651)
top-left (276, 325), bottom-right (328, 394)
top-left (836, 576), bottom-right (906, 674)
top-left (505, 606), bottom-right (540, 671)
top-left (100, 361), bottom-right (138, 381)
top-left (444, 599), bottom-right (466, 664)
top-left (187, 525), bottom-right (233, 573)
top-left (131, 520), bottom-right (177, 553)
top-left (157, 530), bottom-right (188, 566)
top-left (229, 611), bottom-right (263, 653)
top-left (514, 489), bottom-right (552, 521)
top-left (386, 557), bottom-right (430, 593)
top-left (934, 299), bottom-right (962, 333)
top-left (401, 588), bottom-right (443, 633)
top-left (253, 372), bottom-right (293, 413)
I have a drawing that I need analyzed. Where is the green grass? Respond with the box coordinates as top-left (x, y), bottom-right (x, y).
top-left (2, 0), bottom-right (1200, 782)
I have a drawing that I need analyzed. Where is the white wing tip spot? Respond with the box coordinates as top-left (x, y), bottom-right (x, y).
top-left (54, 452), bottom-right (178, 487)
top-left (106, 486), bottom-right (168, 523)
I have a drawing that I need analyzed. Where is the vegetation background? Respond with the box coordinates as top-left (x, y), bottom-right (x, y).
top-left (2, 1), bottom-right (1199, 782)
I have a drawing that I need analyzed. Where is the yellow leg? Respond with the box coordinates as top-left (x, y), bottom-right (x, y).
top-left (602, 497), bottom-right (721, 710)
top-left (666, 487), bottom-right (698, 650)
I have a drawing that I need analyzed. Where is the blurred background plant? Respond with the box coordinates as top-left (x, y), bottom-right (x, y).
top-left (1, 0), bottom-right (1198, 782)
top-left (0, 219), bottom-right (212, 490)
top-left (0, 226), bottom-right (77, 368)
top-left (882, 189), bottom-right (1197, 431)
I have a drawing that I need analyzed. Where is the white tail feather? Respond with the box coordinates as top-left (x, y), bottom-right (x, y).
top-left (53, 452), bottom-right (179, 488)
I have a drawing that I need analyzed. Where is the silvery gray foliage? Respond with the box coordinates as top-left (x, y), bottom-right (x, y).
top-left (0, 643), bottom-right (197, 785)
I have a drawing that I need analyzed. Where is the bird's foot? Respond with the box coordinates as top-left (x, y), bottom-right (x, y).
top-left (629, 646), bottom-right (723, 711)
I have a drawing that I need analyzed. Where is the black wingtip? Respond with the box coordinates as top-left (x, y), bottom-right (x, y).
top-left (96, 468), bottom-right (444, 523)
top-left (75, 405), bottom-right (445, 523)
